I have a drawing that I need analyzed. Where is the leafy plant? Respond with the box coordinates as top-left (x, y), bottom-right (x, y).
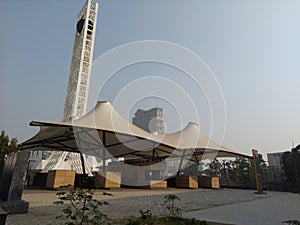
top-left (138, 209), bottom-right (152, 220)
top-left (164, 194), bottom-right (182, 217)
top-left (125, 209), bottom-right (152, 225)
top-left (54, 189), bottom-right (112, 225)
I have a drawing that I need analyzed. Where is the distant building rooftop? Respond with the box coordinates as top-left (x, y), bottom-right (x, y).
top-left (133, 107), bottom-right (165, 134)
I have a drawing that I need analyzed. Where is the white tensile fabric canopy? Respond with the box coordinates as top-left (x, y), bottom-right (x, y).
top-left (21, 101), bottom-right (250, 163)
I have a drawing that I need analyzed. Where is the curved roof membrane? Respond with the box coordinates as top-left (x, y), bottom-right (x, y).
top-left (21, 101), bottom-right (250, 162)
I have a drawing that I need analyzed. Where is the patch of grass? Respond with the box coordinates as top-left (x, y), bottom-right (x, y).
top-left (126, 216), bottom-right (207, 225)
top-left (282, 220), bottom-right (300, 225)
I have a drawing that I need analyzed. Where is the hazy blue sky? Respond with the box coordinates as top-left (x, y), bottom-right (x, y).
top-left (0, 0), bottom-right (299, 158)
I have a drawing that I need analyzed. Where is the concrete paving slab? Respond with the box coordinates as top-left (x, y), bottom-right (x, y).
top-left (183, 192), bottom-right (300, 225)
top-left (6, 188), bottom-right (297, 225)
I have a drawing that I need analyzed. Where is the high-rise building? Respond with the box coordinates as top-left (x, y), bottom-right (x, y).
top-left (133, 107), bottom-right (166, 134)
top-left (267, 152), bottom-right (284, 168)
top-left (63, 0), bottom-right (98, 122)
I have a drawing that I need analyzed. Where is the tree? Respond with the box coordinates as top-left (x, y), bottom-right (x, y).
top-left (181, 162), bottom-right (202, 176)
top-left (0, 130), bottom-right (18, 162)
top-left (222, 157), bottom-right (256, 187)
top-left (208, 158), bottom-right (222, 177)
top-left (228, 158), bottom-right (249, 184)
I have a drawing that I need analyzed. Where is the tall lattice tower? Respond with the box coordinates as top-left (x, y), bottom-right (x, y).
top-left (34, 0), bottom-right (99, 176)
top-left (63, 0), bottom-right (98, 122)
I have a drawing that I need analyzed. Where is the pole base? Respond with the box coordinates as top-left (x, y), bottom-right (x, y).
top-left (254, 191), bottom-right (267, 194)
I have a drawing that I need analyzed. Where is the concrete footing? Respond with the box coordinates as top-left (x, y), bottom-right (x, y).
top-left (0, 200), bottom-right (29, 214)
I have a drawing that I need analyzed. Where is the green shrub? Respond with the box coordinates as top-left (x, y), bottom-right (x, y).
top-left (138, 209), bottom-right (152, 220)
top-left (164, 194), bottom-right (182, 217)
top-left (54, 189), bottom-right (112, 225)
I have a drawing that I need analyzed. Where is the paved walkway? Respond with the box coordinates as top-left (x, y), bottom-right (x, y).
top-left (6, 188), bottom-right (300, 225)
top-left (183, 191), bottom-right (300, 225)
